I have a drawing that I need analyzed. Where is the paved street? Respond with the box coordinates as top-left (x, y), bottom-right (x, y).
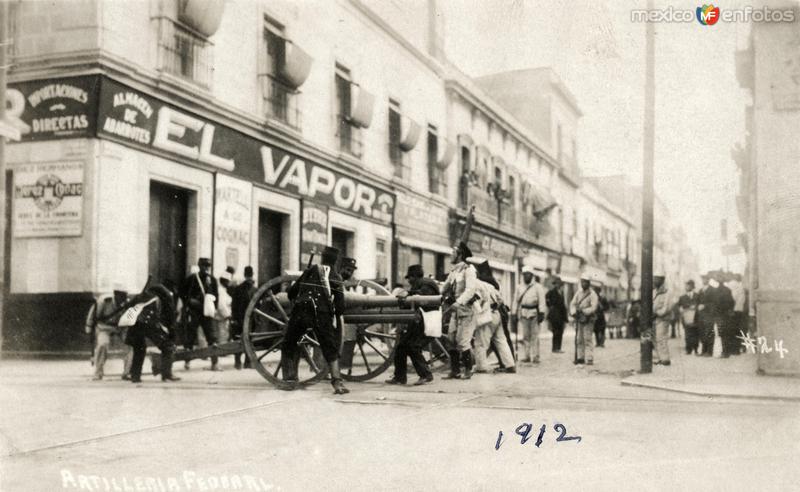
top-left (2, 334), bottom-right (799, 492)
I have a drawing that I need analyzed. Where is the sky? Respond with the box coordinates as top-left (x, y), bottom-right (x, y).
top-left (439, 0), bottom-right (752, 273)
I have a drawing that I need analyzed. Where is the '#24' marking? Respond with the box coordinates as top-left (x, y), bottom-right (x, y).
top-left (495, 422), bottom-right (581, 450)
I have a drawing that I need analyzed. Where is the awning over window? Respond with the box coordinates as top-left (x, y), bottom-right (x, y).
top-left (279, 42), bottom-right (313, 89)
top-left (399, 116), bottom-right (420, 151)
top-left (349, 85), bottom-right (375, 128)
top-left (457, 133), bottom-right (474, 149)
top-left (179, 0), bottom-right (226, 37)
top-left (436, 139), bottom-right (456, 169)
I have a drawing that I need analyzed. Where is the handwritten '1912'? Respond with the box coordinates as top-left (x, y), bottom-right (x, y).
top-left (495, 423), bottom-right (581, 450)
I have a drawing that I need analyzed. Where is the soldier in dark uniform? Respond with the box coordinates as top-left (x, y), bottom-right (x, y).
top-left (231, 266), bottom-right (257, 370)
top-left (125, 285), bottom-right (181, 383)
top-left (181, 257), bottom-right (220, 371)
top-left (282, 246), bottom-right (349, 394)
top-left (386, 264), bottom-right (439, 385)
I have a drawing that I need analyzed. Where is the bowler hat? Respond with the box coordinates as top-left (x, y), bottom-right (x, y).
top-left (244, 266), bottom-right (254, 278)
top-left (198, 257), bottom-right (212, 267)
top-left (405, 264), bottom-right (424, 279)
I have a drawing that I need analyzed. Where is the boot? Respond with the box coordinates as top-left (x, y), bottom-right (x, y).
top-left (161, 351), bottom-right (181, 382)
top-left (443, 350), bottom-right (461, 379)
top-left (331, 378), bottom-right (350, 395)
top-left (461, 351), bottom-right (473, 380)
top-left (281, 352), bottom-right (298, 383)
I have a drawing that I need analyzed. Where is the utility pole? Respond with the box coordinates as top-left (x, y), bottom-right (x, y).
top-left (639, 0), bottom-right (655, 373)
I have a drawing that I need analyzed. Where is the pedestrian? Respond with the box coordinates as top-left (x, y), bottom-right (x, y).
top-left (546, 276), bottom-right (568, 353)
top-left (514, 265), bottom-right (546, 364)
top-left (592, 282), bottom-right (609, 348)
top-left (678, 280), bottom-right (700, 355)
top-left (570, 273), bottom-right (599, 365)
top-left (386, 264), bottom-right (439, 385)
top-left (727, 273), bottom-right (747, 355)
top-left (85, 285), bottom-right (133, 380)
top-left (180, 258), bottom-right (221, 371)
top-left (652, 269), bottom-right (671, 366)
top-left (698, 272), bottom-right (735, 357)
top-left (225, 266), bottom-right (237, 288)
top-left (230, 266), bottom-right (256, 370)
top-left (626, 299), bottom-right (641, 339)
top-left (472, 260), bottom-right (516, 374)
top-left (214, 269), bottom-right (234, 369)
top-left (441, 241), bottom-right (479, 380)
top-left (281, 246), bottom-right (349, 394)
top-left (338, 257), bottom-right (358, 372)
top-left (124, 284), bottom-right (181, 383)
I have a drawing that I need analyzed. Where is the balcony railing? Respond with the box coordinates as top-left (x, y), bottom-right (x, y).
top-left (158, 18), bottom-right (213, 88)
top-left (336, 114), bottom-right (362, 158)
top-left (260, 74), bottom-right (301, 130)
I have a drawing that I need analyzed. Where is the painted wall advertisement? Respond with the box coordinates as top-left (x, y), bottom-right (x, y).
top-left (13, 161), bottom-right (84, 237)
top-left (213, 174), bottom-right (252, 276)
top-left (300, 201), bottom-right (328, 269)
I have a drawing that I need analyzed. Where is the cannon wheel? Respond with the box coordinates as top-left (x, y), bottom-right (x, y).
top-left (242, 274), bottom-right (327, 389)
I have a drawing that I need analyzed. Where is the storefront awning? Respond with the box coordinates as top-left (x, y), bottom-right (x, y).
top-left (179, 0), bottom-right (226, 37)
top-left (397, 236), bottom-right (453, 255)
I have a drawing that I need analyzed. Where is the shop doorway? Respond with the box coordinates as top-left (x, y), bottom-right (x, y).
top-left (148, 181), bottom-right (189, 287)
top-left (331, 227), bottom-right (354, 258)
top-left (258, 208), bottom-right (288, 284)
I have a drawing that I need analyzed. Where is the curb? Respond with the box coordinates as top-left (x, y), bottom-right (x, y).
top-left (620, 379), bottom-right (800, 402)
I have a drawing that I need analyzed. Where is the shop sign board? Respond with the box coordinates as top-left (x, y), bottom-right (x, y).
top-left (13, 161), bottom-right (84, 237)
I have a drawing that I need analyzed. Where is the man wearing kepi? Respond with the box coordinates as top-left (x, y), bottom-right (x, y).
top-left (514, 265), bottom-right (545, 364)
top-left (282, 246), bottom-right (349, 394)
top-left (652, 268), bottom-right (671, 366)
top-left (570, 273), bottom-right (599, 365)
top-left (386, 264), bottom-right (439, 385)
top-left (441, 241), bottom-right (479, 380)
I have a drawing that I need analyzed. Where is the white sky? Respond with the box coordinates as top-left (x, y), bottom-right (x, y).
top-left (440, 0), bottom-right (752, 273)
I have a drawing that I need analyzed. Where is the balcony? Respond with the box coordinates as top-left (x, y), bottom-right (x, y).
top-left (336, 114), bottom-right (363, 158)
top-left (260, 74), bottom-right (301, 131)
top-left (158, 18), bottom-right (213, 88)
top-left (460, 183), bottom-right (554, 245)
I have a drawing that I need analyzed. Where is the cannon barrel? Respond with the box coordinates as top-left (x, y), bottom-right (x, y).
top-left (271, 292), bottom-right (442, 310)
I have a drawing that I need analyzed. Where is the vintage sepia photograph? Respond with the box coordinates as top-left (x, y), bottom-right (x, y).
top-left (0, 0), bottom-right (798, 490)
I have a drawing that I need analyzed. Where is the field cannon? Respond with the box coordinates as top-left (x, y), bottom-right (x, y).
top-left (242, 274), bottom-right (447, 389)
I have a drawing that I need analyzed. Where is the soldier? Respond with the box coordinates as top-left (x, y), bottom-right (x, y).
top-left (231, 266), bottom-right (257, 370)
top-left (514, 266), bottom-right (546, 364)
top-left (472, 260), bottom-right (516, 374)
top-left (569, 273), bottom-right (599, 365)
top-left (281, 246), bottom-right (349, 394)
top-left (181, 258), bottom-right (221, 371)
top-left (125, 285), bottom-right (181, 383)
top-left (441, 242), bottom-right (479, 379)
top-left (339, 257), bottom-right (358, 371)
top-left (85, 285), bottom-right (133, 380)
top-left (652, 269), bottom-right (671, 366)
top-left (592, 281), bottom-right (609, 348)
top-left (386, 264), bottom-right (439, 385)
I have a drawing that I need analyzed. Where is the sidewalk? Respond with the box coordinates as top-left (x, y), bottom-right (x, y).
top-left (621, 338), bottom-right (800, 401)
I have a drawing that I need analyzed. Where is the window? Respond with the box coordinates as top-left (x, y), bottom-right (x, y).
top-left (335, 66), bottom-right (361, 157)
top-left (427, 125), bottom-right (439, 194)
top-left (388, 99), bottom-right (403, 173)
top-left (508, 175), bottom-right (516, 207)
top-left (158, 17), bottom-right (213, 87)
top-left (459, 146), bottom-right (471, 208)
top-left (493, 166), bottom-right (503, 196)
top-left (261, 18), bottom-right (300, 129)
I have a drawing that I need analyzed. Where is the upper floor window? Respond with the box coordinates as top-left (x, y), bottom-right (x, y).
top-left (459, 146), bottom-right (471, 208)
top-left (427, 125), bottom-right (440, 194)
top-left (508, 175), bottom-right (516, 207)
top-left (260, 18), bottom-right (300, 130)
top-left (388, 99), bottom-right (403, 173)
top-left (335, 66), bottom-right (362, 158)
top-left (158, 17), bottom-right (213, 87)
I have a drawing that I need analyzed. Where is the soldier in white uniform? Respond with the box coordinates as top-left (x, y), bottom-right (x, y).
top-left (514, 266), bottom-right (547, 364)
top-left (570, 273), bottom-right (600, 365)
top-left (441, 242), bottom-right (479, 379)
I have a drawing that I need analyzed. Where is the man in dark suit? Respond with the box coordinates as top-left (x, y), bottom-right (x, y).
top-left (282, 246), bottom-right (349, 394)
top-left (386, 264), bottom-right (440, 386)
top-left (678, 280), bottom-right (701, 354)
top-left (230, 266), bottom-right (257, 370)
top-left (546, 276), bottom-right (568, 353)
top-left (698, 273), bottom-right (735, 357)
top-left (181, 257), bottom-right (220, 371)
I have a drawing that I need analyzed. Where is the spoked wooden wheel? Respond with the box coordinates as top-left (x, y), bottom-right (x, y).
top-left (242, 274), bottom-right (328, 389)
top-left (339, 279), bottom-right (398, 382)
top-left (423, 336), bottom-right (451, 373)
